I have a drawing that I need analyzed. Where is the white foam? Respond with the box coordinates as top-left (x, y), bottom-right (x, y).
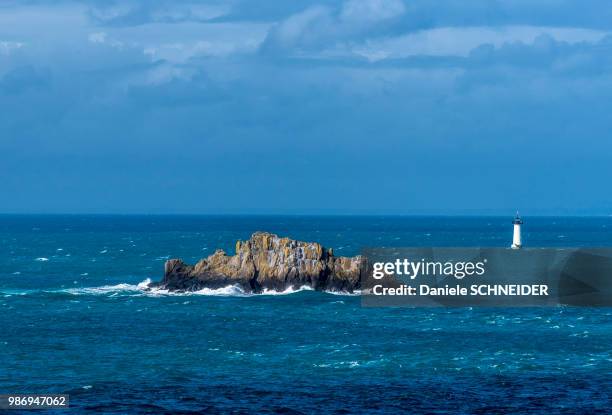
top-left (4, 278), bottom-right (359, 298)
top-left (136, 278), bottom-right (152, 289)
top-left (57, 279), bottom-right (250, 297)
top-left (147, 282), bottom-right (358, 297)
top-left (192, 285), bottom-right (248, 296)
top-left (261, 285), bottom-right (314, 295)
top-left (327, 289), bottom-right (361, 296)
top-left (0, 289), bottom-right (29, 296)
top-left (64, 282), bottom-right (145, 296)
top-left (142, 283), bottom-right (248, 297)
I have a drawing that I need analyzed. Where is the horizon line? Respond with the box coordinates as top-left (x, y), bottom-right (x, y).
top-left (1, 211), bottom-right (612, 217)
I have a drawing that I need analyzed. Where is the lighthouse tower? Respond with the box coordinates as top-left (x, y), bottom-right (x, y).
top-left (511, 212), bottom-right (523, 249)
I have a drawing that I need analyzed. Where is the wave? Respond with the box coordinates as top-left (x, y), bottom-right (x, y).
top-left (327, 289), bottom-right (361, 296)
top-left (139, 283), bottom-right (338, 297)
top-left (144, 283), bottom-right (250, 297)
top-left (61, 279), bottom-right (153, 296)
top-left (261, 285), bottom-right (314, 295)
top-left (1, 280), bottom-right (359, 298)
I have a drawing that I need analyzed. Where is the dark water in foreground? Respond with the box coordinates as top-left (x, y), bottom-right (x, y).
top-left (1, 215), bottom-right (611, 414)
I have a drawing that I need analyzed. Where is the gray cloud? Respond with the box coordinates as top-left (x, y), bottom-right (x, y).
top-left (86, 0), bottom-right (231, 26)
top-left (466, 34), bottom-right (612, 72)
top-left (260, 0), bottom-right (406, 55)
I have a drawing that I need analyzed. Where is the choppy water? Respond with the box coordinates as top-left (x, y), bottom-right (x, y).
top-left (1, 215), bottom-right (611, 413)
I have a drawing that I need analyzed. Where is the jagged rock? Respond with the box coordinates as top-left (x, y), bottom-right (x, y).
top-left (154, 232), bottom-right (364, 293)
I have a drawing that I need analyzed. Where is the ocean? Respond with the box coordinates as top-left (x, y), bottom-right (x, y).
top-left (1, 215), bottom-right (611, 414)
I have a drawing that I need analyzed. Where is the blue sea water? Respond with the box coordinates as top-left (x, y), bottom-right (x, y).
top-left (1, 215), bottom-right (611, 414)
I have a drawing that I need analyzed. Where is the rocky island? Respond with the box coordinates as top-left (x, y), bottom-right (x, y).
top-left (153, 232), bottom-right (365, 293)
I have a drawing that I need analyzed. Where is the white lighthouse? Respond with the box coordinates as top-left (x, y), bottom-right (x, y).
top-left (511, 212), bottom-right (523, 249)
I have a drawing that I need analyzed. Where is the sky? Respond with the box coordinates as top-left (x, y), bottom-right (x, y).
top-left (2, 0), bottom-right (612, 214)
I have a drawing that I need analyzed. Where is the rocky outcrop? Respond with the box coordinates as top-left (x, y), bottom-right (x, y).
top-left (154, 232), bottom-right (364, 293)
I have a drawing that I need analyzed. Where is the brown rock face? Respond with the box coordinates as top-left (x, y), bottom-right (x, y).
top-left (157, 232), bottom-right (364, 293)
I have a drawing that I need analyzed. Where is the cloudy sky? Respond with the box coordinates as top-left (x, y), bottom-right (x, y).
top-left (2, 0), bottom-right (612, 214)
